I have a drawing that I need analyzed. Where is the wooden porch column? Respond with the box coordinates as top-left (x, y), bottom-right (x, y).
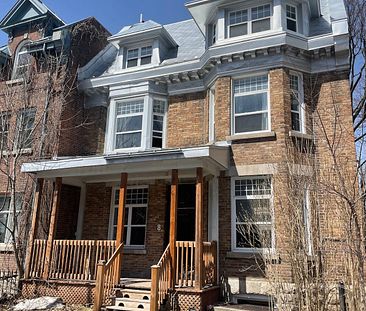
top-left (24, 178), bottom-right (44, 279)
top-left (115, 173), bottom-right (128, 282)
top-left (169, 169), bottom-right (178, 288)
top-left (195, 168), bottom-right (204, 289)
top-left (43, 177), bottom-right (62, 279)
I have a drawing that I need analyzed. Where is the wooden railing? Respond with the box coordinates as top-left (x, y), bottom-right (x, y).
top-left (176, 241), bottom-right (195, 287)
top-left (203, 241), bottom-right (217, 287)
top-left (29, 239), bottom-right (47, 278)
top-left (94, 243), bottom-right (124, 311)
top-left (151, 245), bottom-right (171, 311)
top-left (28, 239), bottom-right (116, 281)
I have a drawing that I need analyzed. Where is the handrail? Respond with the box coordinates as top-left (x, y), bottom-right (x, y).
top-left (94, 243), bottom-right (124, 311)
top-left (151, 244), bottom-right (171, 311)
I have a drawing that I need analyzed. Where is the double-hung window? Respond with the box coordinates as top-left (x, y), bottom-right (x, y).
top-left (233, 177), bottom-right (273, 251)
top-left (228, 4), bottom-right (271, 38)
top-left (233, 75), bottom-right (269, 134)
top-left (126, 46), bottom-right (153, 68)
top-left (16, 108), bottom-right (36, 149)
top-left (13, 44), bottom-right (33, 79)
top-left (111, 187), bottom-right (148, 247)
top-left (115, 100), bottom-right (144, 149)
top-left (286, 4), bottom-right (297, 32)
top-left (152, 99), bottom-right (166, 148)
top-left (290, 72), bottom-right (304, 132)
top-left (0, 196), bottom-right (21, 245)
top-left (0, 112), bottom-right (9, 150)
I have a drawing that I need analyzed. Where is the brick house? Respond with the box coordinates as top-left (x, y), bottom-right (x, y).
top-left (0, 0), bottom-right (109, 274)
top-left (1, 0), bottom-right (357, 310)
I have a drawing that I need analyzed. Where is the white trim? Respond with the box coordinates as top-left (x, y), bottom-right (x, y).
top-left (209, 87), bottom-right (215, 143)
top-left (75, 183), bottom-right (86, 240)
top-left (230, 176), bottom-right (275, 253)
top-left (303, 188), bottom-right (313, 256)
top-left (289, 70), bottom-right (305, 133)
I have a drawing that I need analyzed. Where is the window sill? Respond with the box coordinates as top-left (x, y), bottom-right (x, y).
top-left (6, 78), bottom-right (24, 85)
top-left (0, 243), bottom-right (13, 252)
top-left (124, 248), bottom-right (147, 255)
top-left (2, 148), bottom-right (33, 156)
top-left (289, 131), bottom-right (313, 140)
top-left (227, 131), bottom-right (276, 142)
top-left (227, 251), bottom-right (280, 263)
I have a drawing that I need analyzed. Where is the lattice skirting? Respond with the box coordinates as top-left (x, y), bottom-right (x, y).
top-left (21, 279), bottom-right (95, 305)
top-left (176, 286), bottom-right (220, 311)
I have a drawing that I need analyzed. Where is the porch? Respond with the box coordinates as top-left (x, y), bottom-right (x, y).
top-left (21, 146), bottom-right (228, 311)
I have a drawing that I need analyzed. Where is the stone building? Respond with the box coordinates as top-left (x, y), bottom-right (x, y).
top-left (0, 0), bottom-right (358, 310)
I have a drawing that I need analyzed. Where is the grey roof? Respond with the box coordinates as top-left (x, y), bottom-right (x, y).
top-left (163, 19), bottom-right (205, 65)
top-left (117, 20), bottom-right (162, 36)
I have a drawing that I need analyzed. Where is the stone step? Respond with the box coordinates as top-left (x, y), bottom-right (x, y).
top-left (115, 298), bottom-right (150, 309)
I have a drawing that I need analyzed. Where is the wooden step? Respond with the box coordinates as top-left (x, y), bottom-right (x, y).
top-left (115, 288), bottom-right (151, 300)
top-left (106, 306), bottom-right (147, 311)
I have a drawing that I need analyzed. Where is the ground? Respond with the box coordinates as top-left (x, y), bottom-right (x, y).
top-left (0, 304), bottom-right (92, 310)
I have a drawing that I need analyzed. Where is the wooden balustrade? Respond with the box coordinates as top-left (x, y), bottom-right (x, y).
top-left (29, 239), bottom-right (47, 278)
top-left (94, 243), bottom-right (124, 311)
top-left (27, 239), bottom-right (116, 281)
top-left (203, 241), bottom-right (217, 287)
top-left (176, 241), bottom-right (195, 287)
top-left (150, 245), bottom-right (171, 311)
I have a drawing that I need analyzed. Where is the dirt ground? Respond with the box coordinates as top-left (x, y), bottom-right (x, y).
top-left (0, 304), bottom-right (92, 310)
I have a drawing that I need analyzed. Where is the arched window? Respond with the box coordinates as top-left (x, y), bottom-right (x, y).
top-left (12, 41), bottom-right (33, 79)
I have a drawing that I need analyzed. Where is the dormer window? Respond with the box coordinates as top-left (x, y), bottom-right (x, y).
top-left (286, 5), bottom-right (297, 32)
top-left (126, 45), bottom-right (153, 68)
top-left (228, 4), bottom-right (271, 38)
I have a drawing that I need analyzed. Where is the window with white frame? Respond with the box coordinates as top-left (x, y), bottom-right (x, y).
top-left (232, 177), bottom-right (273, 251)
top-left (13, 44), bottom-right (33, 79)
top-left (0, 195), bottom-right (21, 244)
top-left (110, 96), bottom-right (167, 152)
top-left (115, 99), bottom-right (144, 149)
top-left (233, 74), bottom-right (269, 134)
top-left (212, 23), bottom-right (217, 45)
top-left (228, 4), bottom-right (271, 38)
top-left (126, 46), bottom-right (153, 68)
top-left (16, 108), bottom-right (36, 149)
top-left (0, 112), bottom-right (9, 150)
top-left (152, 99), bottom-right (166, 148)
top-left (111, 187), bottom-right (148, 247)
top-left (290, 72), bottom-right (304, 132)
top-left (286, 4), bottom-right (297, 32)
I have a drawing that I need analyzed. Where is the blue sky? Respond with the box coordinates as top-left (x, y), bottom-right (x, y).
top-left (0, 0), bottom-right (191, 47)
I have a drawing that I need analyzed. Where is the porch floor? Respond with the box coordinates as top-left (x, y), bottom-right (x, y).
top-left (119, 278), bottom-right (151, 290)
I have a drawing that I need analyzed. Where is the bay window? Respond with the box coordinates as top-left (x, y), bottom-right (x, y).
top-left (233, 74), bottom-right (270, 134)
top-left (232, 177), bottom-right (273, 251)
top-left (110, 187), bottom-right (148, 247)
top-left (110, 96), bottom-right (167, 152)
top-left (228, 4), bottom-right (271, 38)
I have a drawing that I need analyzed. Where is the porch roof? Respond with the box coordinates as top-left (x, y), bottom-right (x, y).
top-left (21, 145), bottom-right (229, 179)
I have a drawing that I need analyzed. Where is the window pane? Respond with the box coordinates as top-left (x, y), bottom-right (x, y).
top-left (234, 76), bottom-right (268, 94)
top-left (130, 227), bottom-right (146, 245)
top-left (127, 59), bottom-right (138, 68)
top-left (152, 137), bottom-right (163, 148)
top-left (153, 115), bottom-right (164, 131)
top-left (115, 132), bottom-right (142, 149)
top-left (292, 112), bottom-right (301, 131)
top-left (236, 224), bottom-right (272, 248)
top-left (113, 207), bottom-right (118, 226)
top-left (127, 49), bottom-right (138, 59)
top-left (131, 207), bottom-right (147, 225)
top-left (116, 116), bottom-right (142, 132)
top-left (0, 213), bottom-right (8, 243)
top-left (252, 19), bottom-right (271, 33)
top-left (229, 24), bottom-right (248, 37)
top-left (235, 178), bottom-right (271, 196)
top-left (291, 95), bottom-right (300, 112)
top-left (153, 100), bottom-right (166, 114)
top-left (251, 5), bottom-right (271, 20)
top-left (287, 19), bottom-right (297, 32)
top-left (229, 10), bottom-right (248, 25)
top-left (235, 113), bottom-right (268, 133)
top-left (286, 5), bottom-right (296, 19)
top-left (117, 101), bottom-right (144, 115)
top-left (140, 56), bottom-right (152, 65)
top-left (141, 46), bottom-right (152, 56)
top-left (236, 199), bottom-right (271, 223)
top-left (235, 93), bottom-right (267, 114)
top-left (0, 197), bottom-right (10, 211)
top-left (126, 188), bottom-right (149, 205)
top-left (290, 75), bottom-right (299, 91)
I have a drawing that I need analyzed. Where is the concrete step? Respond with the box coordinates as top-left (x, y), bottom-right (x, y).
top-left (115, 297), bottom-right (150, 309)
top-left (115, 288), bottom-right (151, 300)
top-left (106, 306), bottom-right (146, 311)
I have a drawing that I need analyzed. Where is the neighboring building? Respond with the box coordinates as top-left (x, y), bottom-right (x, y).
top-left (2, 0), bottom-right (357, 310)
top-left (0, 0), bottom-right (109, 272)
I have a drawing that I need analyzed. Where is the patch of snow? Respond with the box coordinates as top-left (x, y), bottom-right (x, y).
top-left (13, 297), bottom-right (64, 310)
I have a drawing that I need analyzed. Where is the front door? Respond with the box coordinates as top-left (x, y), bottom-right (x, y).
top-left (177, 184), bottom-right (196, 241)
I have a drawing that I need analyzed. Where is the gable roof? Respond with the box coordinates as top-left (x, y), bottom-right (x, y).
top-left (0, 0), bottom-right (65, 34)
